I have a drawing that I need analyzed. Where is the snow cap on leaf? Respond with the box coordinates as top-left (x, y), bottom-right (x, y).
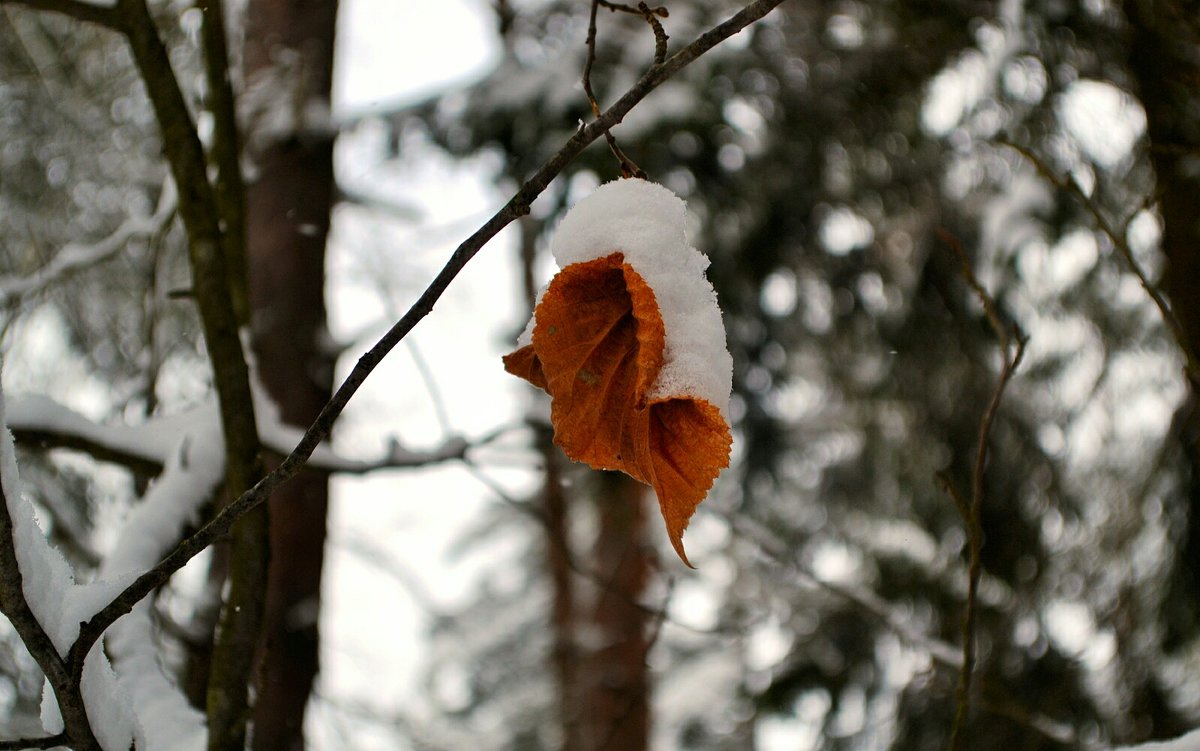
top-left (504, 179), bottom-right (733, 565)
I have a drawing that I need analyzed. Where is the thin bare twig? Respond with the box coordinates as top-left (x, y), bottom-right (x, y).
top-left (600, 1), bottom-right (671, 64)
top-left (405, 338), bottom-right (454, 436)
top-left (937, 231), bottom-right (1027, 751)
top-left (999, 138), bottom-right (1200, 381)
top-left (723, 508), bottom-right (1077, 745)
top-left (598, 0), bottom-right (668, 17)
top-left (60, 0), bottom-right (790, 695)
top-left (584, 0), bottom-right (648, 178)
top-left (639, 2), bottom-right (669, 64)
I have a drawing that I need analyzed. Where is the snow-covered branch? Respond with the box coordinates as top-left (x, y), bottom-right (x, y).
top-left (6, 395), bottom-right (190, 474)
top-left (6, 392), bottom-right (470, 475)
top-left (99, 415), bottom-right (224, 751)
top-left (0, 180), bottom-right (176, 307)
top-left (2, 385), bottom-right (473, 750)
top-left (0, 380), bottom-right (136, 751)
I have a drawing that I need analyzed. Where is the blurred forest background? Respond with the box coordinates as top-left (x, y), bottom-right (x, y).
top-left (1, 0), bottom-right (1199, 749)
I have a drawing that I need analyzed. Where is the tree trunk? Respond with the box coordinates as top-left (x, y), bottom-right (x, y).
top-left (579, 471), bottom-right (652, 751)
top-left (242, 0), bottom-right (338, 747)
top-left (541, 429), bottom-right (580, 750)
top-left (1124, 0), bottom-right (1200, 735)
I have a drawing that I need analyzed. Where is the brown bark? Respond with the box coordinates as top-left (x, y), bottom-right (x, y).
top-left (542, 429), bottom-right (579, 750)
top-left (1124, 0), bottom-right (1200, 727)
top-left (579, 471), bottom-right (652, 751)
top-left (1124, 0), bottom-right (1200, 353)
top-left (242, 0), bottom-right (338, 747)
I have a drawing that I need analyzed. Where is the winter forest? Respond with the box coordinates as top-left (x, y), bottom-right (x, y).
top-left (1, 0), bottom-right (1200, 749)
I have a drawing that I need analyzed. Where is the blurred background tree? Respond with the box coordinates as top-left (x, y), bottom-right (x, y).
top-left (391, 0), bottom-right (1200, 749)
top-left (1, 0), bottom-right (1199, 749)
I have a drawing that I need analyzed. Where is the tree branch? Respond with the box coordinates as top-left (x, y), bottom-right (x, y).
top-left (198, 0), bottom-right (250, 324)
top-left (6, 393), bottom-right (478, 477)
top-left (0, 412), bottom-right (101, 750)
top-left (65, 0), bottom-right (792, 682)
top-left (108, 0), bottom-right (268, 743)
top-left (937, 231), bottom-right (1027, 751)
top-left (722, 510), bottom-right (1077, 746)
top-left (0, 0), bottom-right (117, 28)
top-left (0, 734), bottom-right (69, 751)
top-left (583, 0), bottom-right (645, 177)
top-left (0, 179), bottom-right (176, 307)
top-left (999, 138), bottom-right (1200, 381)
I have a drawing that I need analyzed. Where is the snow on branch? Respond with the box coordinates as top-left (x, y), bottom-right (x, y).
top-left (0, 375), bottom-right (137, 751)
top-left (0, 180), bottom-right (176, 307)
top-left (2, 386), bottom-right (469, 750)
top-left (99, 416), bottom-right (225, 751)
top-left (6, 392), bottom-right (470, 475)
top-left (7, 395), bottom-right (192, 474)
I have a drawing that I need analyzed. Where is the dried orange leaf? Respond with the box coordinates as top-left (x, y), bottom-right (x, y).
top-left (500, 343), bottom-right (547, 391)
top-left (504, 251), bottom-right (731, 565)
top-left (642, 397), bottom-right (731, 566)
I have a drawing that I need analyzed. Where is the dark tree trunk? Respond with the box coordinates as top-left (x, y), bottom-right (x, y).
top-left (542, 429), bottom-right (580, 750)
top-left (1124, 0), bottom-right (1200, 736)
top-left (242, 0), bottom-right (338, 747)
top-left (579, 472), bottom-right (652, 751)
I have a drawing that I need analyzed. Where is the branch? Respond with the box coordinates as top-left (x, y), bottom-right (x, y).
top-left (110, 0), bottom-right (268, 739)
top-left (6, 394), bottom-right (181, 474)
top-left (583, 0), bottom-right (646, 177)
top-left (198, 0), bottom-right (250, 324)
top-left (6, 392), bottom-right (474, 475)
top-left (98, 421), bottom-right (223, 750)
top-left (937, 231), bottom-right (1027, 751)
top-left (999, 138), bottom-right (1200, 382)
top-left (0, 734), bottom-right (69, 751)
top-left (0, 399), bottom-right (102, 750)
top-left (0, 180), bottom-right (176, 307)
top-left (65, 0), bottom-right (792, 679)
top-left (722, 510), bottom-right (1077, 745)
top-left (0, 0), bottom-right (117, 28)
